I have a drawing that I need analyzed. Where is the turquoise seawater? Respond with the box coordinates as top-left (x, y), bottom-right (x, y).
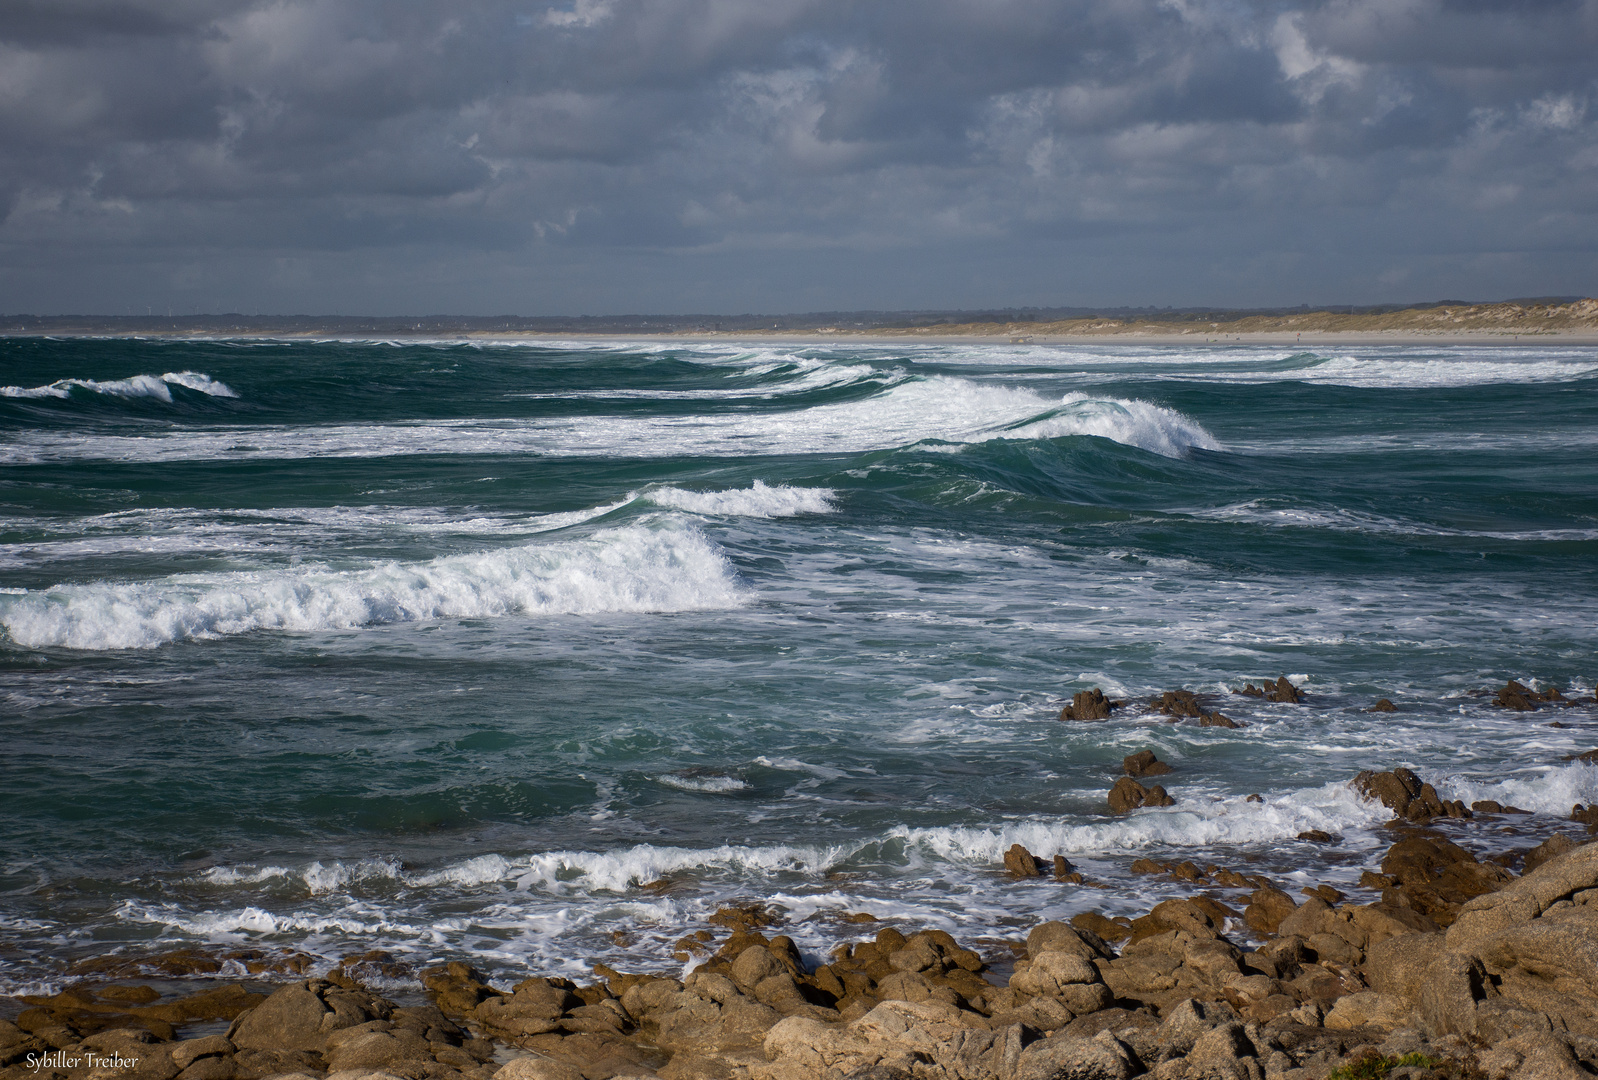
top-left (2, 336), bottom-right (1596, 992)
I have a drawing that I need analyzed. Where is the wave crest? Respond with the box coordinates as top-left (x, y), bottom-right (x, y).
top-left (2, 371), bottom-right (238, 401)
top-left (0, 524), bottom-right (746, 650)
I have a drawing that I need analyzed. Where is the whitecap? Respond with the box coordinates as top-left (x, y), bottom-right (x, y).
top-left (0, 523), bottom-right (746, 650)
top-left (1, 371), bottom-right (238, 401)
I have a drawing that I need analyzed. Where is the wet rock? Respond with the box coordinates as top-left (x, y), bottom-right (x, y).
top-left (1199, 712), bottom-right (1243, 728)
top-left (1155, 690), bottom-right (1204, 719)
top-left (1572, 804), bottom-right (1598, 830)
top-left (1234, 677), bottom-right (1304, 703)
top-left (1053, 855), bottom-right (1082, 883)
top-left (1351, 768), bottom-right (1445, 820)
top-left (1297, 831), bottom-right (1337, 843)
top-left (1061, 689), bottom-right (1116, 722)
top-left (1108, 778), bottom-right (1175, 813)
top-left (1567, 749), bottom-right (1598, 764)
top-left (1123, 750), bottom-right (1173, 778)
top-left (1006, 844), bottom-right (1044, 877)
top-left (1370, 699), bottom-right (1398, 712)
top-left (1494, 680), bottom-right (1566, 711)
top-left (708, 903), bottom-right (779, 932)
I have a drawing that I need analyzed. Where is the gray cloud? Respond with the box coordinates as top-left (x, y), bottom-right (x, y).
top-left (1, 0), bottom-right (1594, 313)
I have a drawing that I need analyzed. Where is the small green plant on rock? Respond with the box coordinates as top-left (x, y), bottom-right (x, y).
top-left (1327, 1052), bottom-right (1444, 1080)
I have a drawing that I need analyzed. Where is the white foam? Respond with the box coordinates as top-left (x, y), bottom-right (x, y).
top-left (892, 781), bottom-right (1385, 862)
top-left (0, 523), bottom-right (746, 650)
top-left (1007, 393), bottom-right (1221, 456)
top-left (1, 377), bottom-right (1219, 464)
top-left (1443, 761), bottom-right (1598, 817)
top-left (645, 481), bottom-right (835, 518)
top-left (119, 901), bottom-right (413, 938)
top-left (1192, 501), bottom-right (1598, 541)
top-left (657, 773), bottom-right (754, 793)
top-left (1, 371), bottom-right (238, 401)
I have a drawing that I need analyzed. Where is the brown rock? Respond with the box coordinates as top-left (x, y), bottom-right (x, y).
top-left (1122, 749), bottom-right (1173, 777)
top-left (730, 944), bottom-right (784, 989)
top-left (1235, 677), bottom-right (1304, 702)
top-left (1297, 830), bottom-right (1337, 843)
top-left (1572, 803), bottom-right (1598, 829)
top-left (1200, 712), bottom-right (1242, 728)
top-left (228, 981), bottom-right (385, 1054)
top-left (1369, 698), bottom-right (1397, 712)
top-left (1052, 854), bottom-right (1082, 882)
top-left (1071, 912), bottom-right (1131, 943)
top-left (1004, 843), bottom-right (1042, 877)
top-left (495, 1059), bottom-right (585, 1080)
top-left (1243, 888), bottom-right (1298, 935)
top-left (170, 1036), bottom-right (235, 1072)
top-left (1419, 950), bottom-right (1489, 1036)
top-left (1155, 690), bottom-right (1204, 718)
top-left (1060, 688), bottom-right (1114, 721)
top-left (1108, 777), bottom-right (1175, 810)
top-left (1351, 767), bottom-right (1424, 815)
top-left (1108, 777), bottom-right (1147, 813)
top-left (1524, 832), bottom-right (1582, 874)
top-left (99, 987), bottom-right (162, 1005)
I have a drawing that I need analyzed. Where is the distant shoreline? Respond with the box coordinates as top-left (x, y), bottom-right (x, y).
top-left (4, 329), bottom-right (1597, 346)
top-left (3, 297), bottom-right (1595, 345)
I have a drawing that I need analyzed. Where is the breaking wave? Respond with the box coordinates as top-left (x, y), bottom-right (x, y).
top-left (0, 524), bottom-right (746, 650)
top-left (1, 371), bottom-right (238, 401)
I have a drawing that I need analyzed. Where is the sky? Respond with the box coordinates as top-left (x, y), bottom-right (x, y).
top-left (1, 0), bottom-right (1595, 315)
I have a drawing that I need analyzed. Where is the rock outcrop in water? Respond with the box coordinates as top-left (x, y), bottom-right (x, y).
top-left (1109, 777), bottom-right (1176, 812)
top-left (1060, 689), bottom-right (1119, 722)
top-left (1152, 690), bottom-right (1242, 727)
top-left (1234, 677), bottom-right (1304, 703)
top-left (1123, 750), bottom-right (1173, 779)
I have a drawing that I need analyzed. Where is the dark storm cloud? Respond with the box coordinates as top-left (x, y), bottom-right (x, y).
top-left (0, 0), bottom-right (1593, 312)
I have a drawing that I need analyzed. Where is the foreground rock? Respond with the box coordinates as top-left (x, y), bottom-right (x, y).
top-left (1, 977), bottom-right (497, 1080)
top-left (8, 770), bottom-right (1598, 1080)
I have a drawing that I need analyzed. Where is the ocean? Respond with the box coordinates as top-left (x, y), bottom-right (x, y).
top-left (2, 335), bottom-right (1596, 997)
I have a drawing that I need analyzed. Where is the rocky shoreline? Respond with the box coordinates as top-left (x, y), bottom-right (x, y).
top-left (5, 674), bottom-right (1597, 1080)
